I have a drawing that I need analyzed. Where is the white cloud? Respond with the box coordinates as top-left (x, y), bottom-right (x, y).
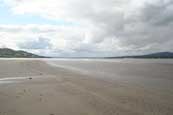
top-left (1, 0), bottom-right (173, 57)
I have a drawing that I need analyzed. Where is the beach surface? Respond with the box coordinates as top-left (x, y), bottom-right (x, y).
top-left (0, 59), bottom-right (173, 115)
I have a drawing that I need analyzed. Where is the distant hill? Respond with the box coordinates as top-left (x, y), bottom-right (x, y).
top-left (109, 52), bottom-right (173, 59)
top-left (0, 48), bottom-right (45, 58)
top-left (1, 48), bottom-right (172, 58)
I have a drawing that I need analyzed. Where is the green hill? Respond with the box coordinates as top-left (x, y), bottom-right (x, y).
top-left (0, 48), bottom-right (45, 58)
top-left (109, 52), bottom-right (173, 59)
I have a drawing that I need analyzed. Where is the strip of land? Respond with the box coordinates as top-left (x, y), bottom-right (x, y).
top-left (0, 59), bottom-right (173, 115)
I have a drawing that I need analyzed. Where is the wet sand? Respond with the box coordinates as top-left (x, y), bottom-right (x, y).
top-left (0, 59), bottom-right (173, 115)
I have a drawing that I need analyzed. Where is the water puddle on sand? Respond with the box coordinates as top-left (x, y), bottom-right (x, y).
top-left (0, 76), bottom-right (50, 84)
top-left (0, 77), bottom-right (31, 84)
top-left (0, 80), bottom-right (18, 84)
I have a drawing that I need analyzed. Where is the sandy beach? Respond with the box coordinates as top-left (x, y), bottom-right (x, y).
top-left (0, 59), bottom-right (173, 115)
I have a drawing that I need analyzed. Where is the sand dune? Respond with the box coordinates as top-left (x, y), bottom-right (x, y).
top-left (0, 59), bottom-right (173, 115)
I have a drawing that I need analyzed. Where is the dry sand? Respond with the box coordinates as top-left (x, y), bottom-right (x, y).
top-left (0, 59), bottom-right (173, 115)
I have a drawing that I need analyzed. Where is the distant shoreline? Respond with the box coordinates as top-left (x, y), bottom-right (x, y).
top-left (0, 48), bottom-right (172, 59)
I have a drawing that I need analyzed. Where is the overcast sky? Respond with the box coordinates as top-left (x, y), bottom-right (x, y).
top-left (0, 0), bottom-right (173, 57)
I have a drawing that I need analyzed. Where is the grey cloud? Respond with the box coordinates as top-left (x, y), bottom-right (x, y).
top-left (140, 0), bottom-right (173, 26)
top-left (109, 0), bottom-right (173, 54)
top-left (3, 0), bottom-right (173, 57)
top-left (18, 37), bottom-right (51, 50)
top-left (33, 0), bottom-right (173, 56)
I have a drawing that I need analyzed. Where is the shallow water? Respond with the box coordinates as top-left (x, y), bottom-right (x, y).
top-left (46, 59), bottom-right (173, 76)
top-left (46, 59), bottom-right (173, 90)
